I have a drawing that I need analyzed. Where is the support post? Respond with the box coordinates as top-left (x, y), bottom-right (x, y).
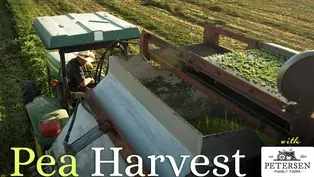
top-left (140, 30), bottom-right (150, 60)
top-left (59, 49), bottom-right (70, 112)
top-left (203, 26), bottom-right (219, 45)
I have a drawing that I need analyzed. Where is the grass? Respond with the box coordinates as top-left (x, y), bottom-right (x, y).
top-left (92, 0), bottom-right (314, 51)
top-left (7, 0), bottom-right (49, 94)
top-left (28, 0), bottom-right (314, 51)
top-left (189, 116), bottom-right (279, 145)
top-left (0, 0), bottom-right (33, 175)
top-left (191, 116), bottom-right (242, 135)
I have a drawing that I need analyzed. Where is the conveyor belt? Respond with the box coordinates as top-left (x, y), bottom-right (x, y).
top-left (183, 44), bottom-right (288, 102)
top-left (186, 67), bottom-right (289, 136)
top-left (181, 44), bottom-right (290, 131)
top-left (149, 46), bottom-right (290, 137)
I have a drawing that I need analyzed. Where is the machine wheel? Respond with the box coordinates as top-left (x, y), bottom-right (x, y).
top-left (21, 80), bottom-right (41, 105)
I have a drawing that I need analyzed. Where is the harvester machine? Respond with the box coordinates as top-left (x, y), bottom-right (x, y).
top-left (24, 12), bottom-right (314, 177)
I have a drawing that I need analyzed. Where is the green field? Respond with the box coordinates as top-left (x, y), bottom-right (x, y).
top-left (0, 0), bottom-right (34, 176)
top-left (1, 0), bottom-right (314, 175)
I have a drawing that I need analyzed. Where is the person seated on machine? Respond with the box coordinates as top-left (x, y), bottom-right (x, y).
top-left (67, 50), bottom-right (96, 92)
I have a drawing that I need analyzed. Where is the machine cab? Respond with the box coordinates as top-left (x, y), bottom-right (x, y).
top-left (25, 12), bottom-right (141, 159)
top-left (33, 11), bottom-right (141, 111)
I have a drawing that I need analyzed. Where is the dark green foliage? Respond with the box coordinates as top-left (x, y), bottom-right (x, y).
top-left (190, 116), bottom-right (279, 145)
top-left (0, 0), bottom-right (34, 175)
top-left (7, 0), bottom-right (49, 94)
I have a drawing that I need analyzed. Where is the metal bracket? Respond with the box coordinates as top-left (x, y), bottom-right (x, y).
top-left (84, 88), bottom-right (115, 133)
top-left (64, 125), bottom-right (105, 156)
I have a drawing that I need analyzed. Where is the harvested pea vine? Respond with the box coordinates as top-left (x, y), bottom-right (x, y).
top-left (207, 49), bottom-right (287, 96)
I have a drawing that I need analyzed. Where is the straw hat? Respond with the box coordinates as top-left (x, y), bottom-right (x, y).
top-left (73, 50), bottom-right (95, 63)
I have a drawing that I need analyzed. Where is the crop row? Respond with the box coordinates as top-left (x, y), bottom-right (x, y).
top-left (7, 0), bottom-right (49, 94)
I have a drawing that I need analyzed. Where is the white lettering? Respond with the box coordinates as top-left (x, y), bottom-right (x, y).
top-left (213, 155), bottom-right (229, 176)
top-left (148, 155), bottom-right (165, 176)
top-left (232, 150), bottom-right (246, 177)
top-left (166, 155), bottom-right (190, 176)
top-left (190, 155), bottom-right (210, 176)
top-left (92, 147), bottom-right (122, 176)
top-left (125, 155), bottom-right (144, 176)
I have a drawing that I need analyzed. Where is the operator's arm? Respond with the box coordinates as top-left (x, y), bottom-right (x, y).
top-left (85, 62), bottom-right (94, 70)
top-left (79, 77), bottom-right (94, 87)
top-left (73, 63), bottom-right (95, 87)
top-left (73, 65), bottom-right (93, 87)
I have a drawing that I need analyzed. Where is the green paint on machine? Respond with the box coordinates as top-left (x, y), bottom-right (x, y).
top-left (25, 96), bottom-right (69, 154)
top-left (33, 12), bottom-right (141, 50)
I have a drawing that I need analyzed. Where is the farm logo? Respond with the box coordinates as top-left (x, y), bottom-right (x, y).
top-left (274, 148), bottom-right (300, 161)
top-left (261, 147), bottom-right (314, 177)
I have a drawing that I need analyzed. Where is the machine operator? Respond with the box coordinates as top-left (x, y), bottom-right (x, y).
top-left (67, 50), bottom-right (95, 92)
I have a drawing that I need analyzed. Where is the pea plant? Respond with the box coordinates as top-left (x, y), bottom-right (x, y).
top-left (207, 49), bottom-right (287, 96)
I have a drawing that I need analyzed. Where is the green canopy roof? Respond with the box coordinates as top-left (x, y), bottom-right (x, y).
top-left (33, 12), bottom-right (141, 50)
